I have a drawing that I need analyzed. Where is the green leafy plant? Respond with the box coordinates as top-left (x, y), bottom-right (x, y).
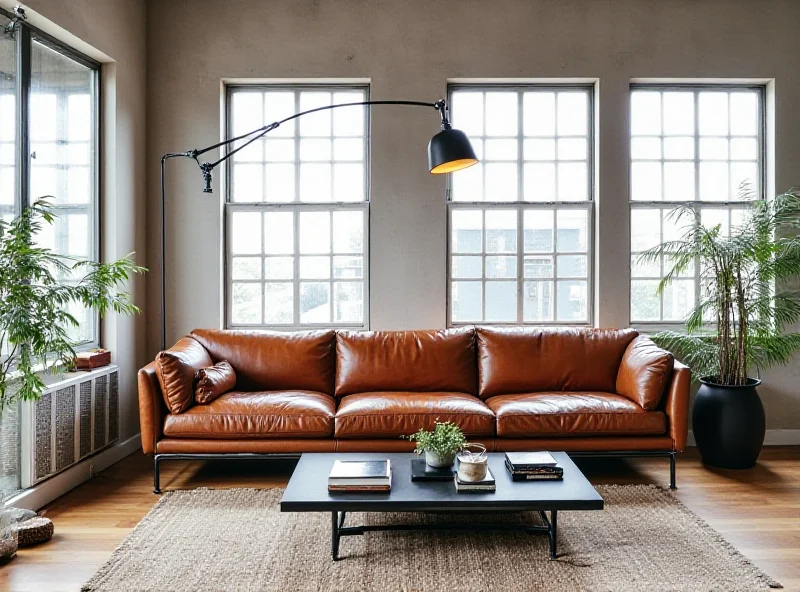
top-left (0, 199), bottom-right (146, 411)
top-left (639, 186), bottom-right (800, 385)
top-left (405, 421), bottom-right (467, 457)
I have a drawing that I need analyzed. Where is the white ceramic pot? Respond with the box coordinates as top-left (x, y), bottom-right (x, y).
top-left (425, 449), bottom-right (456, 468)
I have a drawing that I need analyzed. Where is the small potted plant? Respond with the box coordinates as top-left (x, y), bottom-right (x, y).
top-left (406, 421), bottom-right (467, 468)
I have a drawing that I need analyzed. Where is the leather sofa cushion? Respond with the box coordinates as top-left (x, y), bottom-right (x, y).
top-left (156, 337), bottom-right (213, 414)
top-left (335, 328), bottom-right (477, 396)
top-left (163, 391), bottom-right (336, 439)
top-left (191, 329), bottom-right (336, 395)
top-left (334, 392), bottom-right (495, 438)
top-left (476, 327), bottom-right (638, 398)
top-left (487, 392), bottom-right (667, 437)
top-left (616, 336), bottom-right (674, 410)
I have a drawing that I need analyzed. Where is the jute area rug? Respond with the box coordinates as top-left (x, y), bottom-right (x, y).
top-left (83, 485), bottom-right (780, 592)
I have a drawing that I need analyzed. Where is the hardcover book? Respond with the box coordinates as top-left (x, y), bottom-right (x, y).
top-left (328, 460), bottom-right (391, 488)
top-left (505, 451), bottom-right (558, 468)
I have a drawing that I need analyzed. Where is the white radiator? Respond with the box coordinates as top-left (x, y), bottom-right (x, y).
top-left (20, 365), bottom-right (119, 488)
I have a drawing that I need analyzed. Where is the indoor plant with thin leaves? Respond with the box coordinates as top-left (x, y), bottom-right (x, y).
top-left (639, 186), bottom-right (800, 469)
top-left (405, 421), bottom-right (467, 468)
top-left (0, 199), bottom-right (145, 558)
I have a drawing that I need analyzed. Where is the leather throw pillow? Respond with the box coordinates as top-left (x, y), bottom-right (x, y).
top-left (155, 338), bottom-right (213, 414)
top-left (195, 361), bottom-right (237, 404)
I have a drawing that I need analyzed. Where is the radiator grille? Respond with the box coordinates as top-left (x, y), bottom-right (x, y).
top-left (22, 366), bottom-right (120, 488)
top-left (79, 380), bottom-right (92, 458)
top-left (108, 371), bottom-right (119, 444)
top-left (55, 386), bottom-right (76, 472)
top-left (93, 374), bottom-right (107, 450)
top-left (35, 393), bottom-right (52, 480)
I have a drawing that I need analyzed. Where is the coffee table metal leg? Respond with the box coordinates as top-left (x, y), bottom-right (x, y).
top-left (549, 510), bottom-right (558, 560)
top-left (331, 512), bottom-right (341, 561)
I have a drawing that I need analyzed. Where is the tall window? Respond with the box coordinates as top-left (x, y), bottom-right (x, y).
top-left (629, 86), bottom-right (764, 324)
top-left (0, 11), bottom-right (99, 498)
top-left (226, 85), bottom-right (369, 328)
top-left (448, 86), bottom-right (593, 325)
top-left (0, 18), bottom-right (100, 347)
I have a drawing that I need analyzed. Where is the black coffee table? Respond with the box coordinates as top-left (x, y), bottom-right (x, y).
top-left (280, 452), bottom-right (603, 560)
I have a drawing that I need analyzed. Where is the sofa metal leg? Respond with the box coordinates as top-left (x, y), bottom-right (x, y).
top-left (154, 454), bottom-right (162, 494)
top-left (669, 453), bottom-right (677, 490)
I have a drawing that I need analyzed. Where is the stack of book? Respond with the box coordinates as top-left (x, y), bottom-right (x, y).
top-left (327, 459), bottom-right (391, 492)
top-left (454, 468), bottom-right (496, 493)
top-left (504, 452), bottom-right (564, 481)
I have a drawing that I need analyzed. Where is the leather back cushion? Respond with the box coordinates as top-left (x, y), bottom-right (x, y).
top-left (476, 327), bottom-right (638, 398)
top-left (155, 337), bottom-right (213, 414)
top-left (335, 328), bottom-right (477, 396)
top-left (616, 336), bottom-right (674, 410)
top-left (191, 329), bottom-right (336, 395)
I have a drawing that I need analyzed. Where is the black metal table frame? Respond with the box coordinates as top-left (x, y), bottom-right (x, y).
top-left (330, 509), bottom-right (558, 561)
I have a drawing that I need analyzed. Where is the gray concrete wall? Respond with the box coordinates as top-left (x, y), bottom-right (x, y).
top-left (138, 0), bottom-right (797, 430)
top-left (6, 0), bottom-right (149, 442)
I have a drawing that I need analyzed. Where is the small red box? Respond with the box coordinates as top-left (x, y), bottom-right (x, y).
top-left (75, 349), bottom-right (111, 370)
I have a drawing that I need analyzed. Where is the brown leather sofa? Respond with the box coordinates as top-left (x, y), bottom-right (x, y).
top-left (139, 327), bottom-right (690, 492)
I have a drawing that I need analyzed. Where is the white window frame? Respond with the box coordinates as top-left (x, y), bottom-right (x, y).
top-left (629, 84), bottom-right (766, 330)
top-left (446, 84), bottom-right (595, 327)
top-left (224, 83), bottom-right (370, 330)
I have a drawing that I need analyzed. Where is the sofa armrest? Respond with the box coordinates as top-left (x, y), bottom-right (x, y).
top-left (664, 360), bottom-right (691, 452)
top-left (138, 361), bottom-right (166, 455)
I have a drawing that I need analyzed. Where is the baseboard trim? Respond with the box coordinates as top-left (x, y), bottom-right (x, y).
top-left (687, 429), bottom-right (800, 447)
top-left (5, 433), bottom-right (142, 511)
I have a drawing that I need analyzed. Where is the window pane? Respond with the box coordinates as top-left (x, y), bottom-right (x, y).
top-left (232, 257), bottom-right (262, 280)
top-left (523, 281), bottom-right (553, 321)
top-left (451, 92), bottom-right (484, 137)
top-left (452, 281), bottom-right (482, 322)
top-left (556, 280), bottom-right (587, 321)
top-left (698, 92), bottom-right (728, 135)
top-left (662, 92), bottom-right (694, 135)
top-left (485, 210), bottom-right (517, 253)
top-left (264, 257), bottom-right (293, 280)
top-left (485, 281), bottom-right (517, 322)
top-left (631, 137), bottom-right (661, 160)
top-left (631, 162), bottom-right (662, 201)
top-left (485, 92), bottom-right (517, 136)
top-left (557, 163), bottom-right (588, 201)
top-left (264, 283), bottom-right (293, 324)
top-left (524, 163), bottom-right (556, 202)
top-left (300, 282), bottom-right (330, 323)
top-left (556, 255), bottom-right (586, 278)
top-left (524, 256), bottom-right (553, 278)
top-left (524, 210), bottom-right (554, 253)
top-left (664, 162), bottom-right (695, 201)
top-left (631, 92), bottom-right (661, 135)
top-left (264, 211), bottom-right (293, 254)
top-left (232, 283), bottom-right (262, 324)
top-left (333, 256), bottom-right (363, 279)
top-left (523, 92), bottom-right (555, 136)
top-left (299, 256), bottom-right (331, 279)
top-left (556, 210), bottom-right (587, 252)
top-left (631, 280), bottom-right (661, 321)
top-left (452, 255), bottom-right (482, 279)
top-left (334, 282), bottom-right (363, 323)
top-left (332, 210), bottom-right (363, 253)
top-left (486, 256), bottom-right (517, 279)
top-left (299, 211), bottom-right (331, 254)
top-left (452, 210), bottom-right (483, 253)
top-left (231, 212), bottom-right (262, 254)
top-left (631, 209), bottom-right (660, 251)
top-left (557, 92), bottom-right (587, 136)
top-left (524, 139), bottom-right (556, 161)
top-left (730, 92), bottom-right (758, 135)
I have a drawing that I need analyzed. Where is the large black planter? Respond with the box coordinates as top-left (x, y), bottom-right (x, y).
top-left (692, 377), bottom-right (765, 469)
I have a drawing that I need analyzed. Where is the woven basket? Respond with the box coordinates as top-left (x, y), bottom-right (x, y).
top-left (12, 517), bottom-right (54, 547)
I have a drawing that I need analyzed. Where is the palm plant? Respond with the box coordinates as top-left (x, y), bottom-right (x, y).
top-left (638, 186), bottom-right (800, 386)
top-left (0, 199), bottom-right (145, 412)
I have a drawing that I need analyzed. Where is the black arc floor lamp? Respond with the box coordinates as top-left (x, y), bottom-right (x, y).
top-left (159, 98), bottom-right (478, 350)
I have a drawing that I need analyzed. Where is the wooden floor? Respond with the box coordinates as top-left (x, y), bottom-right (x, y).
top-left (2, 447), bottom-right (799, 592)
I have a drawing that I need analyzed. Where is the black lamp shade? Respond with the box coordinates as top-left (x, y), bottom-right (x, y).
top-left (428, 128), bottom-right (479, 174)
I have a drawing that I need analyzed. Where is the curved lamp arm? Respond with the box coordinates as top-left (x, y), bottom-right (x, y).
top-left (158, 98), bottom-right (476, 349)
